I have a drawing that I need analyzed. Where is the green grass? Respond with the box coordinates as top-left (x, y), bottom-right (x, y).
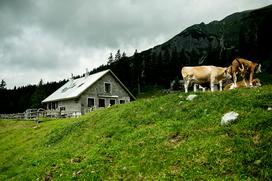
top-left (1, 85), bottom-right (272, 180)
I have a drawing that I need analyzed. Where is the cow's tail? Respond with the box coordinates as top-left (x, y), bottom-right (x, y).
top-left (235, 58), bottom-right (242, 68)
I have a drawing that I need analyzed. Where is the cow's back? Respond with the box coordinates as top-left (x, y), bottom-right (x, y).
top-left (181, 66), bottom-right (215, 85)
top-left (232, 58), bottom-right (252, 68)
top-left (182, 66), bottom-right (212, 77)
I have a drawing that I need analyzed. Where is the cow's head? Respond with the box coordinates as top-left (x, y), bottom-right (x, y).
top-left (225, 67), bottom-right (232, 79)
top-left (227, 66), bottom-right (232, 73)
top-left (252, 78), bottom-right (261, 87)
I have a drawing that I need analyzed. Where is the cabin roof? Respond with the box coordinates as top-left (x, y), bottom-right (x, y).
top-left (42, 69), bottom-right (135, 103)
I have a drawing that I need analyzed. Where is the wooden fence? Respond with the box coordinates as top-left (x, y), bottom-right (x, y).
top-left (0, 109), bottom-right (82, 120)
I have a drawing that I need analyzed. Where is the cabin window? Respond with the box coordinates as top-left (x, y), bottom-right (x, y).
top-left (49, 102), bottom-right (58, 110)
top-left (54, 102), bottom-right (58, 109)
top-left (87, 98), bottom-right (95, 107)
top-left (60, 106), bottom-right (65, 111)
top-left (104, 83), bottom-right (111, 93)
top-left (99, 99), bottom-right (105, 107)
top-left (119, 100), bottom-right (126, 104)
top-left (110, 99), bottom-right (116, 106)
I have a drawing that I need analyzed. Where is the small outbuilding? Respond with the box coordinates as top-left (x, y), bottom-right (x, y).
top-left (42, 69), bottom-right (135, 116)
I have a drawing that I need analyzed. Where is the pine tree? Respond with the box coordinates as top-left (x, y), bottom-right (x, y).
top-left (121, 51), bottom-right (127, 59)
top-left (115, 49), bottom-right (121, 62)
top-left (30, 79), bottom-right (46, 108)
top-left (132, 49), bottom-right (141, 94)
top-left (0, 79), bottom-right (7, 89)
top-left (107, 53), bottom-right (114, 65)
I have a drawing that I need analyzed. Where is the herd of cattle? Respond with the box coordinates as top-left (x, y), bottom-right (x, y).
top-left (181, 57), bottom-right (262, 93)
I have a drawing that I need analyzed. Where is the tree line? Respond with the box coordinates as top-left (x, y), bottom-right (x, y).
top-left (0, 79), bottom-right (66, 114)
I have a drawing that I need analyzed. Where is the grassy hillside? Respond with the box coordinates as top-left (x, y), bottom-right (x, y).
top-left (1, 85), bottom-right (272, 180)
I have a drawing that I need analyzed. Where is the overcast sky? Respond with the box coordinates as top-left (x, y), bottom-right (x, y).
top-left (1, 0), bottom-right (271, 89)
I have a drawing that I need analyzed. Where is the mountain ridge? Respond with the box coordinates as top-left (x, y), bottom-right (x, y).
top-left (116, 4), bottom-right (272, 90)
top-left (91, 4), bottom-right (272, 93)
top-left (153, 4), bottom-right (272, 53)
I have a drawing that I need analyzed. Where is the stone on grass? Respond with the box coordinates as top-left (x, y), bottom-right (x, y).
top-left (186, 94), bottom-right (197, 101)
top-left (221, 111), bottom-right (239, 125)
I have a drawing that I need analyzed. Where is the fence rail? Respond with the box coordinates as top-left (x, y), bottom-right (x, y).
top-left (0, 110), bottom-right (82, 120)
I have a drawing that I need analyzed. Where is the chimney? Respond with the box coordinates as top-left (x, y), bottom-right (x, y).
top-left (85, 68), bottom-right (89, 78)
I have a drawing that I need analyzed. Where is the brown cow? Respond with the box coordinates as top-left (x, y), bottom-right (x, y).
top-left (181, 66), bottom-right (231, 93)
top-left (224, 78), bottom-right (261, 90)
top-left (229, 58), bottom-right (261, 87)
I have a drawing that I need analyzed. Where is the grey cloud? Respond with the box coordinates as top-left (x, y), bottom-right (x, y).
top-left (0, 0), bottom-right (36, 38)
top-left (2, 0), bottom-right (271, 48)
top-left (1, 32), bottom-right (75, 71)
top-left (30, 0), bottom-right (188, 48)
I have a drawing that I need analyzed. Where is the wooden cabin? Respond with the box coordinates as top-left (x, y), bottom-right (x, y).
top-left (42, 69), bottom-right (135, 116)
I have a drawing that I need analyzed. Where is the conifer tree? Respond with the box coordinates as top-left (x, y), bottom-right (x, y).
top-left (132, 49), bottom-right (141, 94)
top-left (0, 79), bottom-right (6, 89)
top-left (121, 51), bottom-right (127, 59)
top-left (115, 49), bottom-right (121, 62)
top-left (30, 79), bottom-right (46, 108)
top-left (107, 53), bottom-right (114, 65)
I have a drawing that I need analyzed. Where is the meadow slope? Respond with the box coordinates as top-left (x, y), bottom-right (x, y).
top-left (1, 85), bottom-right (272, 180)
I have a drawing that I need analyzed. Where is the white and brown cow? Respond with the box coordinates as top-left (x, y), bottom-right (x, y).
top-left (229, 58), bottom-right (261, 87)
top-left (181, 66), bottom-right (231, 93)
top-left (224, 78), bottom-right (261, 90)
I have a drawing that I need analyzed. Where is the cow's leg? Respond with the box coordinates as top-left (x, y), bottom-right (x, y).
top-left (243, 79), bottom-right (248, 87)
top-left (193, 84), bottom-right (197, 92)
top-left (219, 81), bottom-right (223, 91)
top-left (210, 81), bottom-right (214, 92)
top-left (233, 72), bottom-right (237, 88)
top-left (184, 82), bottom-right (187, 93)
top-left (240, 71), bottom-right (248, 87)
top-left (210, 76), bottom-right (216, 92)
top-left (184, 80), bottom-right (189, 93)
top-left (199, 85), bottom-right (206, 92)
top-left (249, 72), bottom-right (254, 87)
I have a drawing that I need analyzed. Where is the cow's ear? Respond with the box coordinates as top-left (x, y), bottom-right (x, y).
top-left (228, 66), bottom-right (233, 74)
top-left (225, 67), bottom-right (230, 73)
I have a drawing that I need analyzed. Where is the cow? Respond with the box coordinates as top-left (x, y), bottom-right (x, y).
top-left (224, 78), bottom-right (261, 90)
top-left (181, 66), bottom-right (232, 93)
top-left (229, 58), bottom-right (261, 88)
